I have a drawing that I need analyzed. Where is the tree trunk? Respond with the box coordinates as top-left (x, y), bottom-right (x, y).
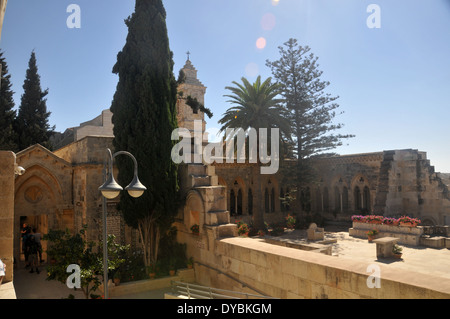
top-left (138, 215), bottom-right (161, 273)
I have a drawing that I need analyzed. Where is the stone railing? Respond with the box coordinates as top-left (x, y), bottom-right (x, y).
top-left (349, 222), bottom-right (424, 246)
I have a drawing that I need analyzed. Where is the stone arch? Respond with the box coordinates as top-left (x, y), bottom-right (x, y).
top-left (184, 190), bottom-right (205, 234)
top-left (263, 176), bottom-right (279, 214)
top-left (14, 165), bottom-right (67, 263)
top-left (351, 174), bottom-right (372, 213)
top-left (229, 177), bottom-right (246, 216)
top-left (330, 176), bottom-right (349, 213)
top-left (420, 216), bottom-right (436, 226)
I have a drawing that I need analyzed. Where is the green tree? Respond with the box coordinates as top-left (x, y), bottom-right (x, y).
top-left (110, 0), bottom-right (179, 271)
top-left (218, 75), bottom-right (291, 231)
top-left (16, 51), bottom-right (54, 150)
top-left (266, 39), bottom-right (354, 210)
top-left (44, 227), bottom-right (128, 299)
top-left (0, 51), bottom-right (18, 151)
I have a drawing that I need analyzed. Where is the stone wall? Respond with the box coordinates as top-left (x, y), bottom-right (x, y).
top-left (186, 232), bottom-right (450, 299)
top-left (0, 151), bottom-right (15, 282)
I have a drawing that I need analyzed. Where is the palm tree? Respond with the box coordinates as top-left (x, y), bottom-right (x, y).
top-left (219, 76), bottom-right (290, 136)
top-left (219, 76), bottom-right (291, 231)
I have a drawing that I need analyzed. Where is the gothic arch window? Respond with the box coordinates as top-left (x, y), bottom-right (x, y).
top-left (271, 188), bottom-right (275, 213)
top-left (301, 187), bottom-right (311, 213)
top-left (237, 189), bottom-right (243, 215)
top-left (342, 187), bottom-right (349, 212)
top-left (334, 186), bottom-right (341, 212)
top-left (363, 186), bottom-right (371, 212)
top-left (265, 188), bottom-right (269, 213)
top-left (230, 189), bottom-right (236, 215)
top-left (354, 186), bottom-right (361, 211)
top-left (323, 187), bottom-right (329, 212)
top-left (315, 188), bottom-right (322, 212)
top-left (248, 188), bottom-right (253, 215)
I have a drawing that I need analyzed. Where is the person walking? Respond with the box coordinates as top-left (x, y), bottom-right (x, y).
top-left (22, 225), bottom-right (31, 268)
top-left (26, 235), bottom-right (40, 274)
top-left (32, 228), bottom-right (44, 263)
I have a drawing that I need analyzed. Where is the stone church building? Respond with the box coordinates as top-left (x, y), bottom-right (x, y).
top-left (2, 59), bottom-right (450, 279)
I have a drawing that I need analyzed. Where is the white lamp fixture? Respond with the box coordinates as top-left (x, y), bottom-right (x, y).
top-left (98, 148), bottom-right (146, 300)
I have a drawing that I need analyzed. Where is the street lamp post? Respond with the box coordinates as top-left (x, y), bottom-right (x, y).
top-left (98, 148), bottom-right (146, 299)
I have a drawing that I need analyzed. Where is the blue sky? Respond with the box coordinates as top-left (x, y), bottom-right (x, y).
top-left (1, 0), bottom-right (450, 172)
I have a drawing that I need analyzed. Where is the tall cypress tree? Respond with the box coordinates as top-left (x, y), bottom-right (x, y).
top-left (0, 50), bottom-right (18, 151)
top-left (110, 0), bottom-right (179, 269)
top-left (16, 51), bottom-right (54, 150)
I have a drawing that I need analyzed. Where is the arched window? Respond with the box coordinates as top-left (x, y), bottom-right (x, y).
top-left (363, 186), bottom-right (371, 212)
top-left (342, 187), bottom-right (349, 212)
top-left (265, 188), bottom-right (269, 213)
top-left (354, 186), bottom-right (361, 211)
top-left (237, 189), bottom-right (243, 215)
top-left (280, 188), bottom-right (285, 212)
top-left (323, 187), bottom-right (329, 212)
top-left (334, 186), bottom-right (341, 212)
top-left (271, 188), bottom-right (275, 213)
top-left (248, 188), bottom-right (253, 215)
top-left (303, 187), bottom-right (311, 213)
top-left (230, 189), bottom-right (236, 215)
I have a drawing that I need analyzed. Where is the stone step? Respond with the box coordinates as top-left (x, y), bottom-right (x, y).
top-left (205, 210), bottom-right (230, 226)
top-left (190, 175), bottom-right (211, 187)
top-left (217, 223), bottom-right (238, 238)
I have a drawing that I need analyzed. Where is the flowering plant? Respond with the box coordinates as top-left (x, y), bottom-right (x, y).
top-left (190, 224), bottom-right (199, 234)
top-left (285, 214), bottom-right (296, 229)
top-left (382, 217), bottom-right (398, 225)
top-left (237, 222), bottom-right (249, 236)
top-left (398, 216), bottom-right (421, 225)
top-left (366, 215), bottom-right (384, 222)
top-left (366, 229), bottom-right (379, 236)
top-left (351, 215), bottom-right (367, 222)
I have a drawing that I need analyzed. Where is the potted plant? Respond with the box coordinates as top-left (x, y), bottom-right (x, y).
top-left (366, 229), bottom-right (378, 242)
top-left (392, 244), bottom-right (403, 258)
top-left (113, 271), bottom-right (121, 286)
top-left (186, 257), bottom-right (194, 269)
top-left (147, 264), bottom-right (156, 279)
top-left (169, 261), bottom-right (176, 276)
top-left (237, 222), bottom-right (249, 237)
top-left (285, 214), bottom-right (296, 229)
top-left (190, 224), bottom-right (199, 235)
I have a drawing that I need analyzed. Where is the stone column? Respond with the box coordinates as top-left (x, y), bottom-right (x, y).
top-left (0, 151), bottom-right (16, 283)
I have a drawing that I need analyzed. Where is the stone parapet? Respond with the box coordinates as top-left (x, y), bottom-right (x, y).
top-left (349, 222), bottom-right (424, 246)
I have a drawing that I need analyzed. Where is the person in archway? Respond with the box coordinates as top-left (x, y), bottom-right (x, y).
top-left (26, 235), bottom-right (40, 274)
top-left (21, 224), bottom-right (31, 268)
top-left (32, 228), bottom-right (44, 263)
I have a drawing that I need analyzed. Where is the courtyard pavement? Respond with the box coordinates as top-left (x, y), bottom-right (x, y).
top-left (2, 225), bottom-right (450, 299)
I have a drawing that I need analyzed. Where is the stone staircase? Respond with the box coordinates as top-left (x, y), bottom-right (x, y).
top-left (183, 163), bottom-right (237, 238)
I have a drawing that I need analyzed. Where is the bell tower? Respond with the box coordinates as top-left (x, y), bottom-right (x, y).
top-left (176, 56), bottom-right (207, 136)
